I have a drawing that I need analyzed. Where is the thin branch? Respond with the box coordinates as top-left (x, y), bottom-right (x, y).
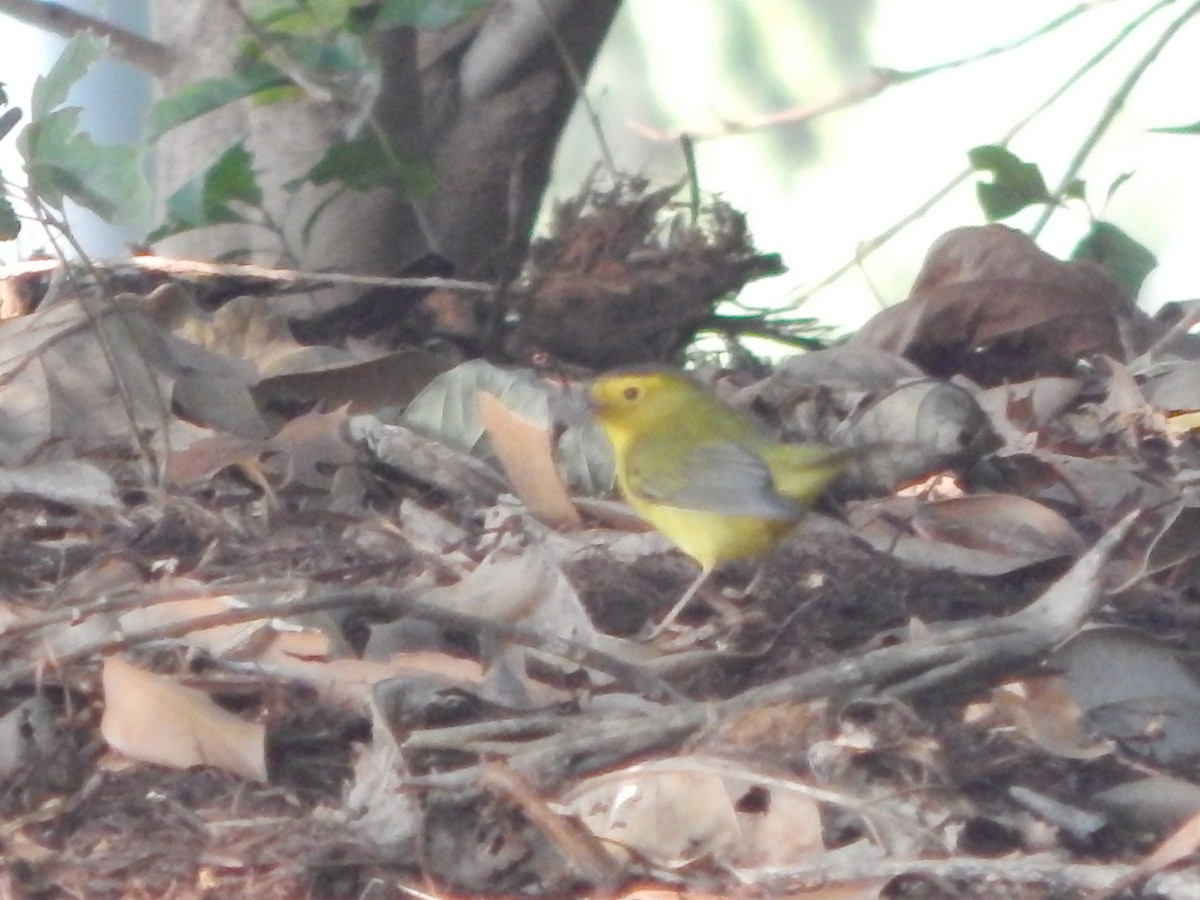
top-left (0, 255), bottom-right (494, 293)
top-left (632, 1), bottom-right (1111, 143)
top-left (1032, 0), bottom-right (1200, 236)
top-left (0, 582), bottom-right (683, 702)
top-left (23, 195), bottom-right (168, 480)
top-left (0, 0), bottom-right (173, 76)
top-left (757, 855), bottom-right (1138, 895)
top-left (787, 0), bottom-right (1174, 310)
top-left (535, 0), bottom-right (617, 175)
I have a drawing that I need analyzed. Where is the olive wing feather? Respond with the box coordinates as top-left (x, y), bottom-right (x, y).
top-left (624, 438), bottom-right (802, 520)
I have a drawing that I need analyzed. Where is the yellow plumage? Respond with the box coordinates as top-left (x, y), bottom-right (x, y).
top-left (590, 368), bottom-right (845, 629)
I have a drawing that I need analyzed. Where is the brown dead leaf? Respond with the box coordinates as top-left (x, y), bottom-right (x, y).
top-left (262, 407), bottom-right (356, 490)
top-left (992, 676), bottom-right (1109, 760)
top-left (253, 347), bottom-right (448, 415)
top-left (837, 378), bottom-right (996, 493)
top-left (912, 494), bottom-right (1084, 558)
top-left (850, 225), bottom-right (1130, 385)
top-left (0, 294), bottom-right (268, 464)
top-left (100, 655), bottom-right (267, 781)
top-left (1136, 809), bottom-right (1200, 878)
top-left (1051, 627), bottom-right (1200, 765)
top-left (117, 591), bottom-right (301, 658)
top-left (973, 376), bottom-right (1083, 448)
top-left (479, 390), bottom-right (582, 528)
top-left (165, 432), bottom-right (270, 488)
top-left (0, 459), bottom-right (119, 507)
top-left (258, 648), bottom-right (489, 710)
top-left (561, 756), bottom-right (824, 870)
top-left (1095, 777), bottom-right (1200, 836)
top-left (847, 494), bottom-right (1083, 576)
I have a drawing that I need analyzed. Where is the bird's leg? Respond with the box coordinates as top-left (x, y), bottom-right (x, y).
top-left (646, 567), bottom-right (713, 637)
top-left (732, 562), bottom-right (766, 599)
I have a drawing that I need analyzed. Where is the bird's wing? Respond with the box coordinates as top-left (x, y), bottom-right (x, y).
top-left (625, 439), bottom-right (801, 520)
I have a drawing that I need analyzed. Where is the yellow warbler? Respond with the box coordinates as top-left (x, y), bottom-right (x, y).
top-left (590, 368), bottom-right (846, 630)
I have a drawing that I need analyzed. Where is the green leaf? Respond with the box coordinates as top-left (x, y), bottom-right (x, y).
top-left (0, 189), bottom-right (19, 241)
top-left (1150, 120), bottom-right (1200, 135)
top-left (20, 107), bottom-right (152, 228)
top-left (30, 33), bottom-right (104, 120)
top-left (1105, 171), bottom-right (1134, 205)
top-left (298, 0), bottom-right (357, 30)
top-left (303, 133), bottom-right (434, 195)
top-left (1071, 221), bottom-right (1156, 297)
top-left (1062, 178), bottom-right (1086, 202)
top-left (0, 107), bottom-right (22, 142)
top-left (148, 143), bottom-right (263, 241)
top-left (372, 0), bottom-right (493, 29)
top-left (968, 145), bottom-right (1051, 220)
top-left (269, 31), bottom-right (366, 78)
top-left (146, 58), bottom-right (290, 141)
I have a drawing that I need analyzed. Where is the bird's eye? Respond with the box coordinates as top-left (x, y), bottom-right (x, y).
top-left (623, 386), bottom-right (641, 401)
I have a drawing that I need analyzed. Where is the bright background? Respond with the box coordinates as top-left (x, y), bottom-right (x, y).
top-left (2, 0), bottom-right (1197, 336)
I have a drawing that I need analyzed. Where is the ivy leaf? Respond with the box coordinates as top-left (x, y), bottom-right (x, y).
top-left (30, 33), bottom-right (104, 119)
top-left (146, 58), bottom-right (290, 141)
top-left (1062, 178), bottom-right (1086, 202)
top-left (371, 0), bottom-right (493, 29)
top-left (149, 143), bottom-right (263, 241)
top-left (969, 145), bottom-right (1051, 220)
top-left (301, 133), bottom-right (434, 196)
top-left (0, 107), bottom-right (22, 143)
top-left (16, 32), bottom-right (152, 229)
top-left (20, 107), bottom-right (152, 228)
top-left (1072, 221), bottom-right (1156, 297)
top-left (1105, 171), bottom-right (1135, 206)
top-left (0, 188), bottom-right (19, 240)
top-left (295, 0), bottom-right (358, 31)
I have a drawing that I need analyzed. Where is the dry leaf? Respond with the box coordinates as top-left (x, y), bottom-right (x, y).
top-left (561, 756), bottom-right (824, 869)
top-left (850, 225), bottom-right (1129, 384)
top-left (100, 655), bottom-right (267, 781)
top-left (992, 676), bottom-right (1109, 760)
top-left (847, 494), bottom-right (1082, 576)
top-left (479, 390), bottom-right (581, 528)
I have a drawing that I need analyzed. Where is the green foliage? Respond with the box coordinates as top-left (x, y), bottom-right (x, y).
top-left (968, 146), bottom-right (1156, 297)
top-left (145, 59), bottom-right (290, 142)
top-left (370, 0), bottom-right (492, 29)
top-left (14, 33), bottom-right (152, 232)
top-left (301, 133), bottom-right (434, 195)
top-left (1149, 120), bottom-right (1200, 135)
top-left (0, 107), bottom-right (21, 143)
top-left (1072, 221), bottom-right (1157, 298)
top-left (0, 91), bottom-right (20, 240)
top-left (139, 0), bottom-right (486, 249)
top-left (969, 145), bottom-right (1051, 220)
top-left (149, 144), bottom-right (264, 242)
top-left (0, 1), bottom-right (488, 249)
top-left (0, 193), bottom-right (18, 242)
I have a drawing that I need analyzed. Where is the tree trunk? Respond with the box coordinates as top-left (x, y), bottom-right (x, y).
top-left (151, 1), bottom-right (620, 285)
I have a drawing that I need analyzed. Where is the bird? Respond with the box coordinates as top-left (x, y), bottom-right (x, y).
top-left (589, 367), bottom-right (846, 632)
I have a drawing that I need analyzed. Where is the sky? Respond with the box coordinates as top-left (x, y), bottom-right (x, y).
top-left (551, 0), bottom-right (1200, 335)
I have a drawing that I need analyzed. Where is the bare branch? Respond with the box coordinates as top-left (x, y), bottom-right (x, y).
top-left (1032, 0), bottom-right (1200, 236)
top-left (0, 0), bottom-right (173, 75)
top-left (787, 0), bottom-right (1175, 311)
top-left (631, 2), bottom-right (1111, 144)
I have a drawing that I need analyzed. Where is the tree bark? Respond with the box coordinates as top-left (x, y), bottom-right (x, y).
top-left (151, 0), bottom-right (620, 286)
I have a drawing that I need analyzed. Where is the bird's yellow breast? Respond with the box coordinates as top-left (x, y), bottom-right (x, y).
top-left (616, 467), bottom-right (796, 571)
